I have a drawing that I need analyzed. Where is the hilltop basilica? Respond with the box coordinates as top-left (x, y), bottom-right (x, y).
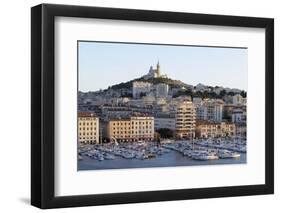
top-left (143, 61), bottom-right (167, 80)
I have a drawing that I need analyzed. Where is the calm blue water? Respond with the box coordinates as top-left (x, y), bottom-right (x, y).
top-left (78, 150), bottom-right (246, 171)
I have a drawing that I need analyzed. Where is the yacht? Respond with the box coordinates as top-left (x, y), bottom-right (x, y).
top-left (161, 139), bottom-right (174, 144)
top-left (183, 150), bottom-right (193, 157)
top-left (122, 152), bottom-right (135, 159)
top-left (104, 153), bottom-right (115, 160)
top-left (93, 153), bottom-right (104, 161)
top-left (218, 150), bottom-right (240, 159)
top-left (191, 151), bottom-right (219, 161)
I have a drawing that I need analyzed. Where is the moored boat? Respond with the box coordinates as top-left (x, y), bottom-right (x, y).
top-left (218, 150), bottom-right (240, 159)
top-left (191, 151), bottom-right (219, 161)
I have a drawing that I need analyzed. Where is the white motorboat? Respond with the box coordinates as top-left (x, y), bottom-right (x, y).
top-left (122, 152), bottom-right (135, 159)
top-left (183, 150), bottom-right (193, 157)
top-left (191, 151), bottom-right (219, 161)
top-left (104, 153), bottom-right (115, 160)
top-left (218, 150), bottom-right (240, 159)
top-left (160, 139), bottom-right (174, 144)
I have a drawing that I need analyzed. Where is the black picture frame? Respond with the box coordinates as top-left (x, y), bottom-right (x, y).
top-left (31, 3), bottom-right (274, 209)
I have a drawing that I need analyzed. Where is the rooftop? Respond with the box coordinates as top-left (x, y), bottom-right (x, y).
top-left (78, 112), bottom-right (97, 117)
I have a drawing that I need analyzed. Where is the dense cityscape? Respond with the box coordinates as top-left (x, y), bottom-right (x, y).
top-left (78, 62), bottom-right (247, 169)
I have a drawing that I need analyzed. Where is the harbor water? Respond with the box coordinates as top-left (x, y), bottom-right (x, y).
top-left (78, 149), bottom-right (246, 171)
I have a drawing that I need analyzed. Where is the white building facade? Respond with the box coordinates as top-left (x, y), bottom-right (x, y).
top-left (175, 101), bottom-right (196, 139)
top-left (195, 100), bottom-right (223, 122)
top-left (78, 112), bottom-right (99, 144)
top-left (156, 83), bottom-right (169, 98)
top-left (132, 81), bottom-right (152, 99)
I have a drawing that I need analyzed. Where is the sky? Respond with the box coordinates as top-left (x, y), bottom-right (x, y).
top-left (78, 41), bottom-right (247, 92)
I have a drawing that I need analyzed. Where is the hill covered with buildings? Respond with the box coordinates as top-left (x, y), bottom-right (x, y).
top-left (78, 61), bottom-right (247, 144)
top-left (81, 61), bottom-right (246, 101)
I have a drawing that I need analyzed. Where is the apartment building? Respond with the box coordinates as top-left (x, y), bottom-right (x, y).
top-left (78, 112), bottom-right (99, 144)
top-left (175, 101), bottom-right (196, 139)
top-left (106, 116), bottom-right (154, 142)
top-left (195, 120), bottom-right (236, 138)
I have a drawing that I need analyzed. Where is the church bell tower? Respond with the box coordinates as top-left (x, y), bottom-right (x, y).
top-left (156, 60), bottom-right (160, 77)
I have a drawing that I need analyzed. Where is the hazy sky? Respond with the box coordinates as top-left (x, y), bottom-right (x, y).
top-left (78, 41), bottom-right (247, 92)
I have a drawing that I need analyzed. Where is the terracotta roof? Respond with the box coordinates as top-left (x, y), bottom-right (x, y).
top-left (78, 112), bottom-right (96, 117)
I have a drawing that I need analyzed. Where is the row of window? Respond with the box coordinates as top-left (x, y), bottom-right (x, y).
top-left (113, 130), bottom-right (152, 134)
top-left (79, 137), bottom-right (98, 141)
top-left (112, 126), bottom-right (152, 130)
top-left (79, 127), bottom-right (97, 131)
top-left (112, 121), bottom-right (152, 126)
top-left (79, 132), bottom-right (97, 136)
top-left (79, 122), bottom-right (97, 126)
top-left (111, 137), bottom-right (154, 140)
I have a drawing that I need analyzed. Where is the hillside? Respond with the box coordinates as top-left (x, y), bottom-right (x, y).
top-left (101, 76), bottom-right (246, 99)
top-left (108, 77), bottom-right (190, 90)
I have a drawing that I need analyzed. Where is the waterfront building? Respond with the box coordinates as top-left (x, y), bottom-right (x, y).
top-left (195, 120), bottom-right (236, 138)
top-left (106, 118), bottom-right (131, 142)
top-left (156, 83), bottom-right (169, 98)
top-left (131, 116), bottom-right (154, 141)
top-left (220, 122), bottom-right (236, 137)
top-left (106, 116), bottom-right (154, 142)
top-left (154, 115), bottom-right (176, 130)
top-left (78, 112), bottom-right (99, 144)
top-left (132, 81), bottom-right (152, 99)
top-left (195, 120), bottom-right (220, 138)
top-left (175, 101), bottom-right (196, 139)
